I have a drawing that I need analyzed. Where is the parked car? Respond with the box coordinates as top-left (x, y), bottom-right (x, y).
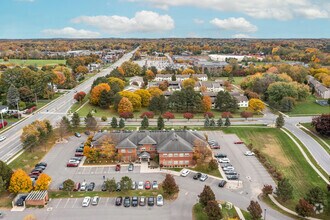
top-left (91, 196), bottom-right (99, 206)
top-left (128, 163), bottom-right (134, 171)
top-left (199, 174), bottom-right (208, 182)
top-left (80, 182), bottom-right (87, 191)
top-left (221, 163), bottom-right (233, 168)
top-left (180, 169), bottom-right (190, 177)
top-left (124, 197), bottom-right (131, 207)
top-left (116, 182), bottom-right (121, 191)
top-left (87, 182), bottom-right (95, 191)
top-left (227, 175), bottom-right (239, 180)
top-left (74, 152), bottom-right (84, 157)
top-left (131, 181), bottom-right (136, 190)
top-left (224, 170), bottom-right (238, 175)
top-left (218, 180), bottom-right (227, 187)
top-left (70, 157), bottom-right (82, 162)
top-left (16, 195), bottom-right (27, 206)
top-left (147, 197), bottom-right (154, 206)
top-left (74, 132), bottom-right (81, 138)
top-left (30, 171), bottom-right (41, 176)
top-left (82, 197), bottom-right (91, 207)
top-left (101, 181), bottom-right (107, 191)
top-left (115, 196), bottom-right (123, 206)
top-left (115, 164), bottom-right (121, 171)
top-left (67, 161), bottom-right (79, 167)
top-left (193, 172), bottom-right (202, 180)
top-left (73, 182), bottom-right (81, 191)
top-left (32, 167), bottom-right (43, 173)
top-left (244, 151), bottom-right (255, 156)
top-left (0, 136), bottom-right (6, 142)
top-left (223, 166), bottom-right (235, 171)
top-left (34, 165), bottom-right (46, 170)
top-left (131, 196), bottom-right (138, 207)
top-left (152, 181), bottom-right (158, 189)
top-left (35, 162), bottom-right (47, 167)
top-left (234, 141), bottom-right (244, 144)
top-left (156, 194), bottom-right (164, 206)
top-left (214, 153), bottom-right (227, 158)
top-left (84, 131), bottom-right (90, 135)
top-left (139, 196), bottom-right (146, 206)
top-left (138, 181), bottom-right (144, 190)
top-left (28, 174), bottom-right (38, 180)
top-left (209, 143), bottom-right (220, 149)
top-left (145, 181), bottom-right (151, 189)
top-left (218, 158), bottom-right (230, 163)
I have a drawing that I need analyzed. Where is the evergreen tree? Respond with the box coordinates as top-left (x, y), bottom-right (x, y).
top-left (149, 95), bottom-right (167, 114)
top-left (205, 200), bottom-right (222, 220)
top-left (199, 185), bottom-right (215, 207)
top-left (71, 112), bottom-right (80, 128)
top-left (210, 119), bottom-right (215, 127)
top-left (62, 116), bottom-right (71, 129)
top-left (204, 115), bottom-right (210, 127)
top-left (110, 117), bottom-right (118, 128)
top-left (217, 117), bottom-right (223, 127)
top-left (0, 160), bottom-right (13, 192)
top-left (99, 90), bottom-right (110, 109)
top-left (119, 118), bottom-right (125, 128)
top-left (141, 116), bottom-right (149, 129)
top-left (157, 116), bottom-right (165, 130)
top-left (215, 91), bottom-right (238, 112)
top-left (225, 117), bottom-right (231, 127)
top-left (7, 84), bottom-right (20, 108)
top-left (275, 178), bottom-right (293, 202)
top-left (276, 114), bottom-right (285, 128)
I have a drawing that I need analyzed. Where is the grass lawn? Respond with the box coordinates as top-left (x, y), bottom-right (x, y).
top-left (222, 127), bottom-right (329, 218)
top-left (0, 59), bottom-right (66, 66)
top-left (164, 167), bottom-right (183, 172)
top-left (193, 202), bottom-right (246, 220)
top-left (287, 95), bottom-right (330, 116)
top-left (301, 123), bottom-right (330, 147)
top-left (193, 203), bottom-right (208, 220)
top-left (36, 93), bottom-right (64, 109)
top-left (190, 164), bottom-right (222, 178)
top-left (0, 191), bottom-right (14, 208)
top-left (241, 210), bottom-right (253, 220)
top-left (214, 77), bottom-right (245, 86)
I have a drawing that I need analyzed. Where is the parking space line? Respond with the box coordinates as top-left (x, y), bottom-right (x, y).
top-left (63, 198), bottom-right (70, 208)
top-left (71, 198), bottom-right (77, 208)
top-left (55, 199), bottom-right (62, 209)
top-left (107, 167), bottom-right (113, 173)
top-left (105, 198), bottom-right (109, 206)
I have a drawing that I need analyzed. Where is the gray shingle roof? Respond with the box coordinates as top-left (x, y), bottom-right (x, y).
top-left (157, 133), bottom-right (193, 152)
top-left (116, 138), bottom-right (137, 149)
top-left (138, 135), bottom-right (157, 145)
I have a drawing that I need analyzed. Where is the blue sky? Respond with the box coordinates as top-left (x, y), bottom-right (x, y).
top-left (1, 0), bottom-right (330, 39)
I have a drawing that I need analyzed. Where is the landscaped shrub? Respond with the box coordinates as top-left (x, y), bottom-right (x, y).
top-left (140, 111), bottom-right (154, 119)
top-left (203, 112), bottom-right (214, 118)
top-left (221, 112), bottom-right (233, 118)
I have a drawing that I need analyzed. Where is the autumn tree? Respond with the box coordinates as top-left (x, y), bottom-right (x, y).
top-left (276, 114), bottom-right (285, 128)
top-left (85, 112), bottom-right (98, 130)
top-left (108, 77), bottom-right (125, 90)
top-left (118, 97), bottom-right (133, 114)
top-left (201, 96), bottom-right (212, 112)
top-left (205, 200), bottom-right (222, 220)
top-left (148, 87), bottom-right (163, 97)
top-left (119, 91), bottom-right (142, 111)
top-left (140, 111), bottom-right (154, 119)
top-left (110, 117), bottom-right (118, 128)
top-left (275, 178), bottom-right (293, 202)
top-left (63, 179), bottom-right (75, 195)
top-left (75, 65), bottom-right (89, 74)
top-left (248, 98), bottom-right (265, 113)
top-left (71, 112), bottom-right (80, 128)
top-left (182, 68), bottom-right (195, 75)
top-left (58, 116), bottom-right (70, 140)
top-left (119, 112), bottom-right (134, 120)
top-left (120, 176), bottom-right (133, 191)
top-left (262, 185), bottom-right (273, 195)
top-left (208, 159), bottom-right (218, 170)
top-left (199, 185), bottom-right (215, 207)
top-left (162, 174), bottom-right (179, 198)
top-left (162, 111), bottom-right (175, 121)
top-left (9, 169), bottom-right (33, 193)
top-left (0, 160), bottom-right (13, 192)
top-left (311, 114), bottom-right (330, 137)
top-left (159, 81), bottom-right (169, 91)
top-left (34, 173), bottom-right (51, 190)
top-left (183, 112), bottom-right (194, 121)
top-left (295, 199), bottom-right (314, 217)
top-left (241, 111), bottom-right (253, 119)
top-left (121, 61), bottom-right (141, 76)
top-left (134, 89), bottom-right (151, 107)
top-left (90, 83), bottom-right (110, 105)
top-left (74, 91), bottom-right (86, 103)
top-left (247, 200), bottom-right (263, 220)
top-left (182, 78), bottom-right (196, 89)
top-left (105, 178), bottom-right (117, 192)
top-left (146, 69), bottom-right (155, 81)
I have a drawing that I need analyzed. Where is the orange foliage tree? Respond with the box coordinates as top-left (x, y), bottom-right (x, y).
top-left (148, 87), bottom-right (163, 97)
top-left (8, 169), bottom-right (33, 193)
top-left (34, 173), bottom-right (51, 190)
top-left (248, 98), bottom-right (265, 113)
top-left (134, 89), bottom-right (151, 107)
top-left (119, 91), bottom-right (142, 111)
top-left (201, 96), bottom-right (212, 112)
top-left (90, 83), bottom-right (110, 105)
top-left (118, 97), bottom-right (133, 114)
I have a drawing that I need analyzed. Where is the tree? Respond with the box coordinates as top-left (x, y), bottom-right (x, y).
top-left (109, 77), bottom-right (125, 90)
top-left (71, 112), bottom-right (80, 128)
top-left (276, 114), bottom-right (285, 128)
top-left (204, 112), bottom-right (214, 118)
top-left (8, 169), bottom-right (33, 193)
top-left (140, 116), bottom-right (149, 129)
top-left (58, 116), bottom-right (70, 140)
top-left (201, 96), bottom-right (212, 112)
top-left (305, 186), bottom-right (327, 206)
top-left (241, 111), bottom-right (253, 119)
top-left (247, 200), bottom-right (263, 220)
top-left (225, 117), bottom-right (231, 127)
top-left (120, 176), bottom-right (132, 191)
top-left (148, 87), bottom-right (163, 97)
top-left (311, 114), bottom-right (330, 137)
top-left (119, 118), bottom-right (125, 128)
top-left (118, 97), bottom-right (133, 114)
top-left (204, 115), bottom-right (210, 127)
top-left (162, 112), bottom-right (175, 121)
top-left (90, 83), bottom-right (110, 105)
top-left (34, 173), bottom-right (51, 190)
top-left (18, 86), bottom-right (34, 103)
top-left (145, 69), bottom-right (155, 81)
top-left (0, 160), bottom-right (13, 192)
top-left (275, 178), bottom-right (293, 202)
top-left (295, 198), bottom-right (314, 217)
top-left (183, 112), bottom-right (194, 121)
top-left (182, 78), bottom-right (196, 89)
top-left (157, 116), bottom-right (165, 130)
top-left (99, 90), bottom-right (111, 109)
top-left (262, 185), bottom-right (273, 195)
top-left (217, 118), bottom-right (223, 127)
top-left (105, 178), bottom-right (117, 192)
top-left (198, 185), bottom-right (215, 207)
top-left (159, 81), bottom-right (169, 91)
top-left (134, 89), bottom-right (151, 107)
top-left (215, 91), bottom-right (238, 112)
top-left (280, 97), bottom-right (295, 112)
top-left (119, 91), bottom-right (142, 111)
top-left (110, 117), bottom-right (118, 128)
top-left (140, 111), bottom-right (154, 119)
top-left (209, 159), bottom-right (218, 170)
top-left (0, 177), bottom-right (5, 193)
top-left (248, 98), bottom-right (265, 113)
top-left (7, 84), bottom-right (20, 108)
top-left (205, 200), bottom-right (222, 220)
top-left (182, 68), bottom-right (195, 75)
top-left (85, 112), bottom-right (98, 130)
top-left (121, 61), bottom-right (141, 76)
top-left (74, 91), bottom-right (86, 103)
top-left (63, 179), bottom-right (75, 195)
top-left (75, 65), bottom-right (89, 74)
top-left (209, 119), bottom-right (215, 127)
top-left (149, 95), bottom-right (167, 114)
top-left (162, 174), bottom-right (179, 198)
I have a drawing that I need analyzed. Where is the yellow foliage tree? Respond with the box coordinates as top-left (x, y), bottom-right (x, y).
top-left (148, 87), bottom-right (163, 97)
top-left (201, 96), bottom-right (212, 112)
top-left (248, 98), bottom-right (265, 113)
top-left (109, 77), bottom-right (125, 90)
top-left (9, 169), bottom-right (33, 193)
top-left (34, 173), bottom-right (51, 190)
top-left (118, 97), bottom-right (133, 114)
top-left (90, 83), bottom-right (110, 105)
top-left (182, 68), bottom-right (195, 75)
top-left (182, 78), bottom-right (196, 89)
top-left (322, 76), bottom-right (330, 87)
top-left (134, 89), bottom-right (151, 107)
top-left (119, 91), bottom-right (142, 111)
top-left (146, 69), bottom-right (155, 81)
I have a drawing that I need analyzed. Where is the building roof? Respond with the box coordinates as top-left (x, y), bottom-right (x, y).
top-left (157, 133), bottom-right (194, 153)
top-left (234, 95), bottom-right (249, 102)
top-left (138, 135), bottom-right (157, 145)
top-left (0, 105), bottom-right (8, 111)
top-left (26, 191), bottom-right (48, 201)
top-left (129, 76), bottom-right (143, 82)
top-left (316, 84), bottom-right (330, 93)
top-left (116, 138), bottom-right (137, 149)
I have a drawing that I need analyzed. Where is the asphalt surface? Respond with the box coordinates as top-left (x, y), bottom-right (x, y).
top-left (0, 49), bottom-right (137, 163)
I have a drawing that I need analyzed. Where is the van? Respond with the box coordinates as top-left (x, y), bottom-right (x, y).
top-left (73, 182), bottom-right (81, 191)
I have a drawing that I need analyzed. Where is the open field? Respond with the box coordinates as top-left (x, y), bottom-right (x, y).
top-left (0, 59), bottom-right (66, 66)
top-left (222, 127), bottom-right (329, 218)
top-left (215, 76), bottom-right (245, 86)
top-left (287, 95), bottom-right (329, 116)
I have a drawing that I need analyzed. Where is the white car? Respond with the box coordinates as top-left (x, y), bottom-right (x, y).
top-left (223, 166), bottom-right (235, 171)
top-left (82, 196), bottom-right (91, 207)
top-left (156, 194), bottom-right (164, 206)
top-left (0, 136), bottom-right (6, 142)
top-left (199, 174), bottom-right (208, 182)
top-left (80, 182), bottom-right (87, 191)
top-left (218, 158), bottom-right (230, 163)
top-left (244, 151), bottom-right (255, 156)
top-left (137, 181), bottom-right (144, 190)
top-left (180, 169), bottom-right (190, 177)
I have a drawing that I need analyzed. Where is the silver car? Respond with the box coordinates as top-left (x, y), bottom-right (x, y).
top-left (199, 174), bottom-right (208, 182)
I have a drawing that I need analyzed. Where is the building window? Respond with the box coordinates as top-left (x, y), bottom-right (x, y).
top-left (128, 149), bottom-right (132, 153)
top-left (168, 153), bottom-right (173, 157)
top-left (184, 153), bottom-right (189, 157)
top-left (140, 147), bottom-right (146, 151)
top-left (179, 161), bottom-right (184, 165)
top-left (163, 154), bottom-right (167, 157)
top-left (174, 161), bottom-right (178, 165)
top-left (185, 160), bottom-right (189, 164)
top-left (121, 149), bottom-right (126, 153)
top-left (168, 161), bottom-right (172, 165)
top-left (163, 161), bottom-right (167, 165)
top-left (174, 153), bottom-right (178, 157)
top-left (179, 153), bottom-right (184, 157)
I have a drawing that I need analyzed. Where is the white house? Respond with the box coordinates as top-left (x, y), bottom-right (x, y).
top-left (307, 76), bottom-right (330, 99)
top-left (200, 82), bottom-right (224, 92)
top-left (0, 105), bottom-right (9, 114)
top-left (88, 63), bottom-right (100, 72)
top-left (209, 54), bottom-right (249, 62)
top-left (129, 76), bottom-right (144, 87)
top-left (154, 74), bottom-right (172, 81)
top-left (234, 95), bottom-right (249, 108)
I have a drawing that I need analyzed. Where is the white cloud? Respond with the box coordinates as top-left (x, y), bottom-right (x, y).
top-left (71, 10), bottom-right (174, 35)
top-left (127, 0), bottom-right (330, 20)
top-left (210, 17), bottom-right (258, 33)
top-left (41, 27), bottom-right (100, 38)
top-left (193, 18), bottom-right (204, 24)
top-left (232, 34), bottom-right (252, 38)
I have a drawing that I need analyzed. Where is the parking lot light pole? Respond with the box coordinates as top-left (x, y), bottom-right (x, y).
top-left (264, 208), bottom-right (267, 220)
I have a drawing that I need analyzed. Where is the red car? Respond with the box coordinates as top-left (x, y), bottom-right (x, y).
top-left (145, 181), bottom-right (151, 190)
top-left (75, 152), bottom-right (84, 157)
top-left (234, 141), bottom-right (244, 144)
top-left (115, 164), bottom-right (121, 171)
top-left (210, 145), bottom-right (220, 149)
top-left (67, 162), bottom-right (79, 167)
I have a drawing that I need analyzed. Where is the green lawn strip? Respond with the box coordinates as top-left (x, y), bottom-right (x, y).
top-left (193, 203), bottom-right (208, 220)
top-left (300, 123), bottom-right (330, 147)
top-left (287, 95), bottom-right (329, 116)
top-left (0, 59), bottom-right (66, 66)
top-left (190, 165), bottom-right (222, 178)
top-left (222, 127), bottom-right (328, 217)
top-left (164, 167), bottom-right (183, 172)
top-left (282, 128), bottom-right (329, 179)
top-left (221, 206), bottom-right (240, 219)
top-left (240, 210), bottom-right (253, 220)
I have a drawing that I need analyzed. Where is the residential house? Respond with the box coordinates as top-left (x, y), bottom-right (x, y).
top-left (201, 92), bottom-right (249, 108)
top-left (201, 92), bottom-right (217, 108)
top-left (168, 81), bottom-right (181, 91)
top-left (307, 76), bottom-right (330, 99)
top-left (129, 76), bottom-right (144, 87)
top-left (88, 63), bottom-right (100, 72)
top-left (0, 105), bottom-right (9, 114)
top-left (233, 95), bottom-right (249, 108)
top-left (154, 74), bottom-right (172, 81)
top-left (124, 85), bottom-right (140, 92)
top-left (200, 82), bottom-right (224, 92)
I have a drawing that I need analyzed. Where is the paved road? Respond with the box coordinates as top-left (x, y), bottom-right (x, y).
top-left (0, 49), bottom-right (137, 163)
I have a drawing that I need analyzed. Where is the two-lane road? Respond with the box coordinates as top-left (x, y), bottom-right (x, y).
top-left (0, 49), bottom-right (137, 163)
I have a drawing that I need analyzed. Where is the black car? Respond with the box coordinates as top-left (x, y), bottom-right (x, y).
top-left (84, 131), bottom-right (90, 135)
top-left (214, 153), bottom-right (227, 158)
top-left (115, 196), bottom-right (123, 206)
top-left (218, 180), bottom-right (227, 187)
top-left (193, 172), bottom-right (202, 180)
top-left (16, 195), bottom-right (27, 206)
top-left (35, 165), bottom-right (46, 170)
top-left (147, 197), bottom-right (154, 206)
top-left (35, 162), bottom-right (47, 167)
top-left (124, 197), bottom-right (131, 207)
top-left (101, 181), bottom-right (107, 191)
top-left (87, 182), bottom-right (95, 191)
top-left (227, 175), bottom-right (239, 180)
top-left (131, 196), bottom-right (138, 207)
top-left (74, 132), bottom-right (81, 138)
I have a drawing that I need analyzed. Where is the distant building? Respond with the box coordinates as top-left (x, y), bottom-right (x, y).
top-left (209, 54), bottom-right (249, 62)
top-left (200, 81), bottom-right (224, 92)
top-left (233, 95), bottom-right (249, 108)
top-left (201, 92), bottom-right (249, 108)
top-left (129, 76), bottom-right (144, 87)
top-left (124, 85), bottom-right (140, 92)
top-left (307, 76), bottom-right (330, 99)
top-left (0, 105), bottom-right (9, 114)
top-left (88, 63), bottom-right (100, 72)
